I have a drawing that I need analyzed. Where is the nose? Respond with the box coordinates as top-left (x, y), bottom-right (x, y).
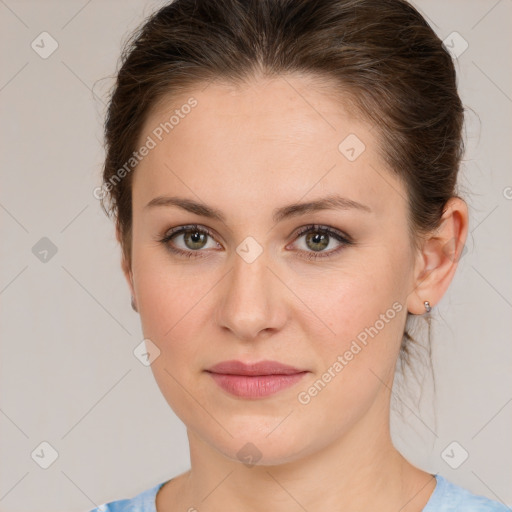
top-left (215, 245), bottom-right (287, 341)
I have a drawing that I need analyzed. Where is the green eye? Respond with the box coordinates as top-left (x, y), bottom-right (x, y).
top-left (159, 223), bottom-right (353, 260)
top-left (160, 224), bottom-right (218, 258)
top-left (291, 224), bottom-right (353, 260)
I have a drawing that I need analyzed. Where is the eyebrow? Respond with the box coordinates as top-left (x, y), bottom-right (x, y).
top-left (144, 194), bottom-right (372, 223)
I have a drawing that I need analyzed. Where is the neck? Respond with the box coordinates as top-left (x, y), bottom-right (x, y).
top-left (161, 391), bottom-right (436, 512)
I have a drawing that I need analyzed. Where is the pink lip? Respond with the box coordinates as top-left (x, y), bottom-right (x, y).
top-left (207, 359), bottom-right (305, 375)
top-left (205, 360), bottom-right (308, 399)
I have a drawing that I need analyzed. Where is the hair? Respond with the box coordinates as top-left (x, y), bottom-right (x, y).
top-left (98, 0), bottom-right (465, 418)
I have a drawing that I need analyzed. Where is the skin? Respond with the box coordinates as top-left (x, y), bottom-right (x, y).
top-left (117, 73), bottom-right (468, 511)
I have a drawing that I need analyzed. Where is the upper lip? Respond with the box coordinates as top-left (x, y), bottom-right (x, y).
top-left (206, 360), bottom-right (306, 376)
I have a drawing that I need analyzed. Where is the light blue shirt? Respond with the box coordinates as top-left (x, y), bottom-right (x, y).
top-left (87, 473), bottom-right (511, 511)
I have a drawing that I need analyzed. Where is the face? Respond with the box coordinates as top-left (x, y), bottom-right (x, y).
top-left (126, 74), bottom-right (420, 465)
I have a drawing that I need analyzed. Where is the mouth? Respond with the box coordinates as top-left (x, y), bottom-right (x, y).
top-left (205, 360), bottom-right (309, 399)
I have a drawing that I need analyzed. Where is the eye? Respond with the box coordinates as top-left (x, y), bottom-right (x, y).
top-left (289, 224), bottom-right (353, 260)
top-left (158, 224), bottom-right (220, 259)
top-left (158, 223), bottom-right (353, 260)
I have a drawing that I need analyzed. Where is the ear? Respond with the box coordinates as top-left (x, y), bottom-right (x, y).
top-left (406, 197), bottom-right (469, 314)
top-left (116, 223), bottom-right (136, 299)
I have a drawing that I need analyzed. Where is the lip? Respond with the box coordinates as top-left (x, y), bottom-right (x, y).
top-left (206, 359), bottom-right (305, 376)
top-left (205, 360), bottom-right (308, 399)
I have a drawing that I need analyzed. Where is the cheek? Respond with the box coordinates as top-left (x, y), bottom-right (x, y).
top-left (133, 243), bottom-right (213, 338)
top-left (133, 261), bottom-right (213, 418)
top-left (293, 264), bottom-right (407, 429)
top-left (295, 256), bottom-right (410, 415)
top-left (131, 261), bottom-right (216, 407)
top-left (306, 252), bottom-right (407, 347)
top-left (137, 279), bottom-right (211, 372)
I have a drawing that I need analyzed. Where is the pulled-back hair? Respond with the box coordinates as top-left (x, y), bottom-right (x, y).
top-left (98, 0), bottom-right (466, 408)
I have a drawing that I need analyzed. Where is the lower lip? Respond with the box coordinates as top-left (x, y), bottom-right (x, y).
top-left (207, 372), bottom-right (308, 398)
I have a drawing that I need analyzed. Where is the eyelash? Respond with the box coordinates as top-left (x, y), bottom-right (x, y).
top-left (158, 223), bottom-right (353, 261)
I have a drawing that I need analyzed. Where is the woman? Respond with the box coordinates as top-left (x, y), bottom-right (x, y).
top-left (89, 0), bottom-right (507, 510)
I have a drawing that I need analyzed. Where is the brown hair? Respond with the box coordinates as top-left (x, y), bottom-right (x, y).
top-left (98, 0), bottom-right (465, 407)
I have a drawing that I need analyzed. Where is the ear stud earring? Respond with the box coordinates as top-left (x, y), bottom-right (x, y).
top-left (131, 295), bottom-right (138, 312)
top-left (424, 300), bottom-right (432, 313)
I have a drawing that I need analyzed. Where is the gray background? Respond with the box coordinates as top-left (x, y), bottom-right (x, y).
top-left (0, 1), bottom-right (511, 511)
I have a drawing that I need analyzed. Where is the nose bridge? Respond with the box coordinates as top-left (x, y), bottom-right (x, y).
top-left (217, 241), bottom-right (284, 339)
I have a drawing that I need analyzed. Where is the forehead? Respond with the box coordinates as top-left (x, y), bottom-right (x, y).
top-left (132, 75), bottom-right (406, 218)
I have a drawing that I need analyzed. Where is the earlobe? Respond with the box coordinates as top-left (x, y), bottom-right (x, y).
top-left (131, 294), bottom-right (138, 313)
top-left (406, 197), bottom-right (469, 315)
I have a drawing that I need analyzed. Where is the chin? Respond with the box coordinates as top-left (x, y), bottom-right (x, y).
top-left (198, 420), bottom-right (315, 468)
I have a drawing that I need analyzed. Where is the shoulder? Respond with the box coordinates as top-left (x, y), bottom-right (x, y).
top-left (424, 474), bottom-right (510, 512)
top-left (86, 480), bottom-right (168, 512)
